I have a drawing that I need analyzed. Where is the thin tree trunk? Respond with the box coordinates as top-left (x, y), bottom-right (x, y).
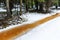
top-left (20, 0), bottom-right (22, 15)
top-left (31, 0), bottom-right (33, 8)
top-left (25, 0), bottom-right (28, 12)
top-left (6, 0), bottom-right (12, 18)
top-left (34, 0), bottom-right (38, 11)
top-left (55, 0), bottom-right (58, 9)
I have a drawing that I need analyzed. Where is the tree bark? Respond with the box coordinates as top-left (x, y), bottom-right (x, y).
top-left (20, 0), bottom-right (22, 15)
top-left (39, 2), bottom-right (44, 12)
top-left (6, 0), bottom-right (12, 18)
top-left (45, 0), bottom-right (52, 13)
top-left (34, 0), bottom-right (38, 11)
top-left (31, 0), bottom-right (34, 8)
top-left (25, 0), bottom-right (28, 12)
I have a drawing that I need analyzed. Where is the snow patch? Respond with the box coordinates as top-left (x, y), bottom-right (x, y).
top-left (15, 17), bottom-right (60, 40)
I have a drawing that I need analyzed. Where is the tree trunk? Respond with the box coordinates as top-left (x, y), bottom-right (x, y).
top-left (34, 0), bottom-right (38, 11)
top-left (20, 0), bottom-right (22, 15)
top-left (55, 0), bottom-right (58, 9)
top-left (31, 0), bottom-right (34, 8)
top-left (39, 2), bottom-right (44, 12)
top-left (55, 5), bottom-right (58, 9)
top-left (25, 0), bottom-right (28, 12)
top-left (45, 0), bottom-right (52, 13)
top-left (6, 0), bottom-right (12, 18)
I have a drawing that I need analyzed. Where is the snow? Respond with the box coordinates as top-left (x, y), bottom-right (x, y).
top-left (0, 8), bottom-right (24, 12)
top-left (15, 15), bottom-right (60, 40)
top-left (50, 6), bottom-right (60, 9)
top-left (0, 12), bottom-right (54, 32)
top-left (0, 8), bottom-right (60, 40)
top-left (0, 8), bottom-right (6, 12)
top-left (52, 9), bottom-right (60, 13)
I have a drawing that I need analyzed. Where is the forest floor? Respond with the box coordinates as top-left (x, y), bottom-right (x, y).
top-left (0, 13), bottom-right (60, 40)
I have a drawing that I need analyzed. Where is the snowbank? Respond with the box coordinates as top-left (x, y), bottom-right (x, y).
top-left (15, 15), bottom-right (60, 40)
top-left (0, 12), bottom-right (56, 32)
top-left (0, 9), bottom-right (60, 40)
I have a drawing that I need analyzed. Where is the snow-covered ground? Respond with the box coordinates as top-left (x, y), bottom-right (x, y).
top-left (0, 8), bottom-right (6, 12)
top-left (15, 16), bottom-right (60, 40)
top-left (0, 8), bottom-right (60, 40)
top-left (51, 9), bottom-right (60, 13)
top-left (0, 8), bottom-right (25, 12)
top-left (15, 10), bottom-right (60, 40)
top-left (0, 12), bottom-right (55, 31)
